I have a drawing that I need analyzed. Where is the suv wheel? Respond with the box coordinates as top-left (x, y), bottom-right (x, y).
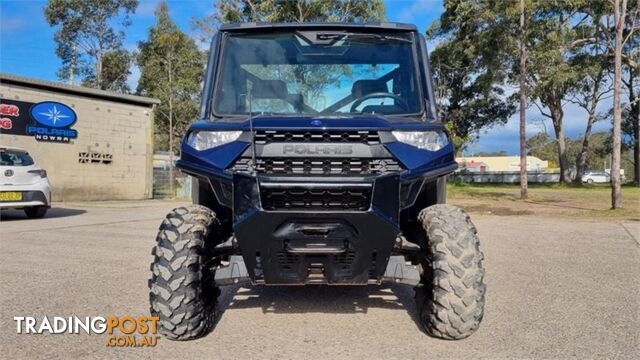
top-left (416, 204), bottom-right (486, 340)
top-left (149, 205), bottom-right (221, 340)
top-left (24, 206), bottom-right (47, 219)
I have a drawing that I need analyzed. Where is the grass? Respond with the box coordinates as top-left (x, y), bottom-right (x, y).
top-left (447, 182), bottom-right (640, 220)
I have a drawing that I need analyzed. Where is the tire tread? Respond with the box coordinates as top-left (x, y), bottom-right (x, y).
top-left (417, 204), bottom-right (485, 340)
top-left (149, 205), bottom-right (219, 340)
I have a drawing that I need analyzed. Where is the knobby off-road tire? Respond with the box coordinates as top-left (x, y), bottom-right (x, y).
top-left (416, 204), bottom-right (485, 340)
top-left (149, 205), bottom-right (220, 340)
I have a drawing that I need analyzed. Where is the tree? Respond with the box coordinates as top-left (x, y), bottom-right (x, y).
top-left (474, 151), bottom-right (509, 157)
top-left (622, 68), bottom-right (639, 186)
top-left (525, 2), bottom-right (600, 183)
top-left (519, 0), bottom-right (528, 198)
top-left (527, 132), bottom-right (560, 168)
top-left (611, 0), bottom-right (629, 208)
top-left (427, 1), bottom-right (517, 153)
top-left (620, 11), bottom-right (640, 186)
top-left (137, 1), bottom-right (205, 196)
top-left (44, 0), bottom-right (137, 91)
top-left (192, 0), bottom-right (385, 44)
top-left (82, 49), bottom-right (132, 92)
top-left (568, 54), bottom-right (612, 184)
top-left (527, 130), bottom-right (618, 173)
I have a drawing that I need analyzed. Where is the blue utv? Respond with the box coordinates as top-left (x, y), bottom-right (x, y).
top-left (149, 22), bottom-right (485, 341)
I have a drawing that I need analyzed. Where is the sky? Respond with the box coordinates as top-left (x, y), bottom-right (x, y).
top-left (0, 0), bottom-right (612, 155)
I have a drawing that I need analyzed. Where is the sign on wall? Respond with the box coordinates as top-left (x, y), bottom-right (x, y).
top-left (0, 99), bottom-right (78, 143)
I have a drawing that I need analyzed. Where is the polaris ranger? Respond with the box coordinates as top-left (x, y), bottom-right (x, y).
top-left (149, 22), bottom-right (485, 340)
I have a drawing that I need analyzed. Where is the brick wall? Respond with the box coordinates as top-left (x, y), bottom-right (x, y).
top-left (0, 82), bottom-right (154, 201)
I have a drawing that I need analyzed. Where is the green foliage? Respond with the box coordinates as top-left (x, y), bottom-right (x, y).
top-left (136, 2), bottom-right (205, 153)
top-left (192, 0), bottom-right (386, 43)
top-left (474, 150), bottom-right (509, 157)
top-left (527, 130), bottom-right (635, 177)
top-left (527, 132), bottom-right (559, 168)
top-left (81, 49), bottom-right (132, 92)
top-left (44, 0), bottom-right (137, 91)
top-left (427, 0), bottom-right (518, 150)
top-left (429, 0), bottom-right (636, 182)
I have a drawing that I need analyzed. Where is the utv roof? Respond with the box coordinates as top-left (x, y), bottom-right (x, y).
top-left (219, 22), bottom-right (417, 32)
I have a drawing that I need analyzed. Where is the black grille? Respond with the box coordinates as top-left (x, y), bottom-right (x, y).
top-left (333, 250), bottom-right (357, 274)
top-left (255, 130), bottom-right (380, 145)
top-left (261, 186), bottom-right (372, 211)
top-left (277, 251), bottom-right (300, 270)
top-left (232, 158), bottom-right (401, 176)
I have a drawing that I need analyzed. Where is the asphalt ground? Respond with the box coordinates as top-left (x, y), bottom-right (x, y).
top-left (0, 201), bottom-right (638, 359)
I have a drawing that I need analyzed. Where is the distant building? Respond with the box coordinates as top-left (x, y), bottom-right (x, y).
top-left (457, 156), bottom-right (548, 172)
top-left (1, 73), bottom-right (159, 201)
top-left (458, 160), bottom-right (489, 173)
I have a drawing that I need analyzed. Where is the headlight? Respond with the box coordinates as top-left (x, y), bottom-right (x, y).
top-left (186, 131), bottom-right (242, 150)
top-left (392, 131), bottom-right (449, 151)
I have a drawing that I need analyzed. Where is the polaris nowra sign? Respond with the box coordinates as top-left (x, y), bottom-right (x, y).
top-left (0, 99), bottom-right (79, 143)
top-left (28, 101), bottom-right (78, 143)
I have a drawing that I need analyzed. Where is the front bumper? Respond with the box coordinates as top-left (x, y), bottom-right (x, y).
top-left (232, 173), bottom-right (401, 285)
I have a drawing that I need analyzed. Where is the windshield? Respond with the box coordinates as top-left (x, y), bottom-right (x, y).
top-left (0, 149), bottom-right (34, 166)
top-left (213, 31), bottom-right (423, 117)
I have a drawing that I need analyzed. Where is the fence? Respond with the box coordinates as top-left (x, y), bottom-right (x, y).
top-left (450, 171), bottom-right (561, 184)
top-left (153, 168), bottom-right (192, 199)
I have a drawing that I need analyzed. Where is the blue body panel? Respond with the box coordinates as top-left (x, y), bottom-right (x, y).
top-left (179, 116), bottom-right (457, 180)
top-left (180, 140), bottom-right (249, 179)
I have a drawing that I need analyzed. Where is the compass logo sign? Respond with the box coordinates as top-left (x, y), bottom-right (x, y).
top-left (28, 101), bottom-right (78, 143)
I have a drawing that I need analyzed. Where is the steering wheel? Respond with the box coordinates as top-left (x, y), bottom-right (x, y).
top-left (350, 92), bottom-right (410, 113)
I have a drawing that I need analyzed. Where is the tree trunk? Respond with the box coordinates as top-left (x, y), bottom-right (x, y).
top-left (556, 130), bottom-right (571, 183)
top-left (574, 67), bottom-right (606, 185)
top-left (611, 0), bottom-right (626, 209)
top-left (633, 103), bottom-right (639, 187)
top-left (550, 106), bottom-right (571, 183)
top-left (519, 0), bottom-right (528, 198)
top-left (168, 60), bottom-right (174, 199)
top-left (574, 113), bottom-right (596, 185)
top-left (96, 55), bottom-right (103, 89)
top-left (628, 69), bottom-right (639, 187)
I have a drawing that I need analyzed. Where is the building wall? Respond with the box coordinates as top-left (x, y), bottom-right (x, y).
top-left (0, 82), bottom-right (154, 201)
top-left (457, 156), bottom-right (549, 172)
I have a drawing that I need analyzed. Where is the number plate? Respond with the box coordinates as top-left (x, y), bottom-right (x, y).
top-left (0, 192), bottom-right (22, 201)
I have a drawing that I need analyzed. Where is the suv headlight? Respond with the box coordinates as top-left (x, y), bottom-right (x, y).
top-left (392, 131), bottom-right (449, 151)
top-left (186, 131), bottom-right (242, 150)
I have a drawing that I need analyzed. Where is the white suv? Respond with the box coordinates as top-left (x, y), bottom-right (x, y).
top-left (0, 147), bottom-right (51, 218)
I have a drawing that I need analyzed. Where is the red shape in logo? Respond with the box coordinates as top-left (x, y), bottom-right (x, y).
top-left (0, 117), bottom-right (13, 129)
top-left (0, 104), bottom-right (19, 117)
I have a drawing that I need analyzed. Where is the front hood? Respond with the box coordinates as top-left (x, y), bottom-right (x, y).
top-left (189, 115), bottom-right (442, 132)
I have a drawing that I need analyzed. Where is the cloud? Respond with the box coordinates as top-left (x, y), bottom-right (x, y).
top-left (472, 99), bottom-right (614, 155)
top-left (0, 17), bottom-right (25, 32)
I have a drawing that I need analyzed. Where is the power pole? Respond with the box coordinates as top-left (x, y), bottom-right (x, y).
top-left (519, 0), bottom-right (528, 199)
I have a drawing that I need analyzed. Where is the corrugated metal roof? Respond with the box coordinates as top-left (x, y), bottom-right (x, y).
top-left (0, 73), bottom-right (160, 107)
